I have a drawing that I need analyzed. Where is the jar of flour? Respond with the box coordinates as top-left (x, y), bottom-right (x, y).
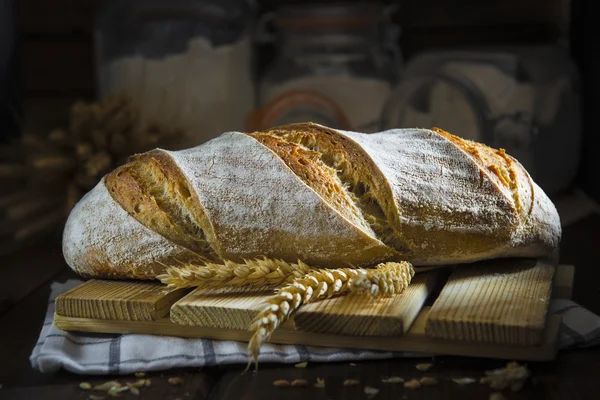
top-left (95, 0), bottom-right (256, 147)
top-left (248, 2), bottom-right (399, 133)
top-left (383, 46), bottom-right (582, 195)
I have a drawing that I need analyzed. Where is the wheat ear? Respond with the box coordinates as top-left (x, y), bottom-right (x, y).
top-left (246, 261), bottom-right (414, 370)
top-left (156, 257), bottom-right (312, 290)
top-left (349, 261), bottom-right (415, 296)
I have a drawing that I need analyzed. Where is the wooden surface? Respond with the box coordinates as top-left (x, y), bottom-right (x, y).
top-left (0, 213), bottom-right (599, 399)
top-left (171, 271), bottom-right (439, 336)
top-left (55, 279), bottom-right (189, 321)
top-left (54, 309), bottom-right (562, 362)
top-left (294, 271), bottom-right (439, 336)
top-left (171, 286), bottom-right (274, 330)
top-left (52, 266), bottom-right (569, 361)
top-left (425, 259), bottom-right (555, 345)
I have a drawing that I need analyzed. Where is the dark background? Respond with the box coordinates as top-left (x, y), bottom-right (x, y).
top-left (0, 0), bottom-right (597, 200)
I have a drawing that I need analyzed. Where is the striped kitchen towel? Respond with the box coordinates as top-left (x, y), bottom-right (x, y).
top-left (30, 279), bottom-right (600, 375)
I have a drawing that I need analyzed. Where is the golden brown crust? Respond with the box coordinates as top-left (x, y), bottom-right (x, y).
top-left (105, 150), bottom-right (218, 261)
top-left (248, 132), bottom-right (373, 235)
top-left (432, 127), bottom-right (530, 219)
top-left (63, 123), bottom-right (561, 279)
top-left (255, 123), bottom-right (411, 254)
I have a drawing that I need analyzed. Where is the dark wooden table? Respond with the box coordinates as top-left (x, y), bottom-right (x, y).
top-left (1, 215), bottom-right (599, 400)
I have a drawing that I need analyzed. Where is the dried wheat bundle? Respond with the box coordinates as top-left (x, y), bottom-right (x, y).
top-left (246, 261), bottom-right (414, 370)
top-left (0, 94), bottom-right (182, 255)
top-left (156, 257), bottom-right (312, 290)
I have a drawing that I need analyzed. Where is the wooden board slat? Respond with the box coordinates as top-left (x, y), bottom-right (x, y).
top-left (425, 259), bottom-right (555, 345)
top-left (170, 272), bottom-right (440, 337)
top-left (52, 262), bottom-right (574, 362)
top-left (294, 271), bottom-right (440, 336)
top-left (55, 279), bottom-right (190, 321)
top-left (170, 286), bottom-right (273, 330)
top-left (53, 310), bottom-right (561, 362)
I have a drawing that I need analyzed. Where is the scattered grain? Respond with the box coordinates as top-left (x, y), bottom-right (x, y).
top-left (480, 362), bottom-right (530, 391)
top-left (419, 377), bottom-right (438, 386)
top-left (291, 379), bottom-right (308, 387)
top-left (93, 381), bottom-right (121, 391)
top-left (404, 379), bottom-right (421, 389)
top-left (343, 379), bottom-right (360, 386)
top-left (381, 376), bottom-right (403, 384)
top-left (415, 363), bottom-right (433, 372)
top-left (135, 372), bottom-right (145, 378)
top-left (294, 362), bottom-right (308, 368)
top-left (88, 395), bottom-right (105, 400)
top-left (129, 379), bottom-right (146, 388)
top-left (126, 383), bottom-right (140, 396)
top-left (273, 379), bottom-right (290, 387)
top-left (79, 382), bottom-right (92, 390)
top-left (314, 378), bottom-right (326, 388)
top-left (144, 379), bottom-right (152, 387)
top-left (452, 377), bottom-right (476, 385)
top-left (107, 385), bottom-right (129, 397)
top-left (364, 386), bottom-right (380, 399)
top-left (168, 377), bottom-right (184, 385)
top-left (489, 392), bottom-right (507, 400)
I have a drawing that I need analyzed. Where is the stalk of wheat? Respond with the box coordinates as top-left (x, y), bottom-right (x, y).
top-left (156, 257), bottom-right (312, 289)
top-left (246, 261), bottom-right (414, 370)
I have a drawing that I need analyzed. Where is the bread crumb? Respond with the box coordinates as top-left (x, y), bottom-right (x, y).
top-left (79, 382), bottom-right (92, 390)
top-left (314, 378), bottom-right (326, 388)
top-left (480, 361), bottom-right (530, 391)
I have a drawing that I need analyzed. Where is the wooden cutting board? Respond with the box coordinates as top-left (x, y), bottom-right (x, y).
top-left (54, 259), bottom-right (573, 361)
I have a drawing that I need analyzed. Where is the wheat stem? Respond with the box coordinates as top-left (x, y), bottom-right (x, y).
top-left (246, 261), bottom-right (414, 371)
top-left (156, 257), bottom-right (312, 290)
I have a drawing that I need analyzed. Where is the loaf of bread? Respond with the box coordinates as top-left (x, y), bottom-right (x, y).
top-left (62, 123), bottom-right (561, 279)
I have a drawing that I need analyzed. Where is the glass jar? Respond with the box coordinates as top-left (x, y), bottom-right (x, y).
top-left (95, 0), bottom-right (256, 147)
top-left (383, 46), bottom-right (582, 195)
top-left (248, 2), bottom-right (400, 133)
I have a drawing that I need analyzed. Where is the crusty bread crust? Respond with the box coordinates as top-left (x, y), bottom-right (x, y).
top-left (62, 123), bottom-right (561, 279)
top-left (105, 149), bottom-right (218, 262)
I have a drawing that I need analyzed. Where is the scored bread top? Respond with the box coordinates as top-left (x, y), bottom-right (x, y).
top-left (161, 131), bottom-right (397, 268)
top-left (62, 122), bottom-right (561, 279)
